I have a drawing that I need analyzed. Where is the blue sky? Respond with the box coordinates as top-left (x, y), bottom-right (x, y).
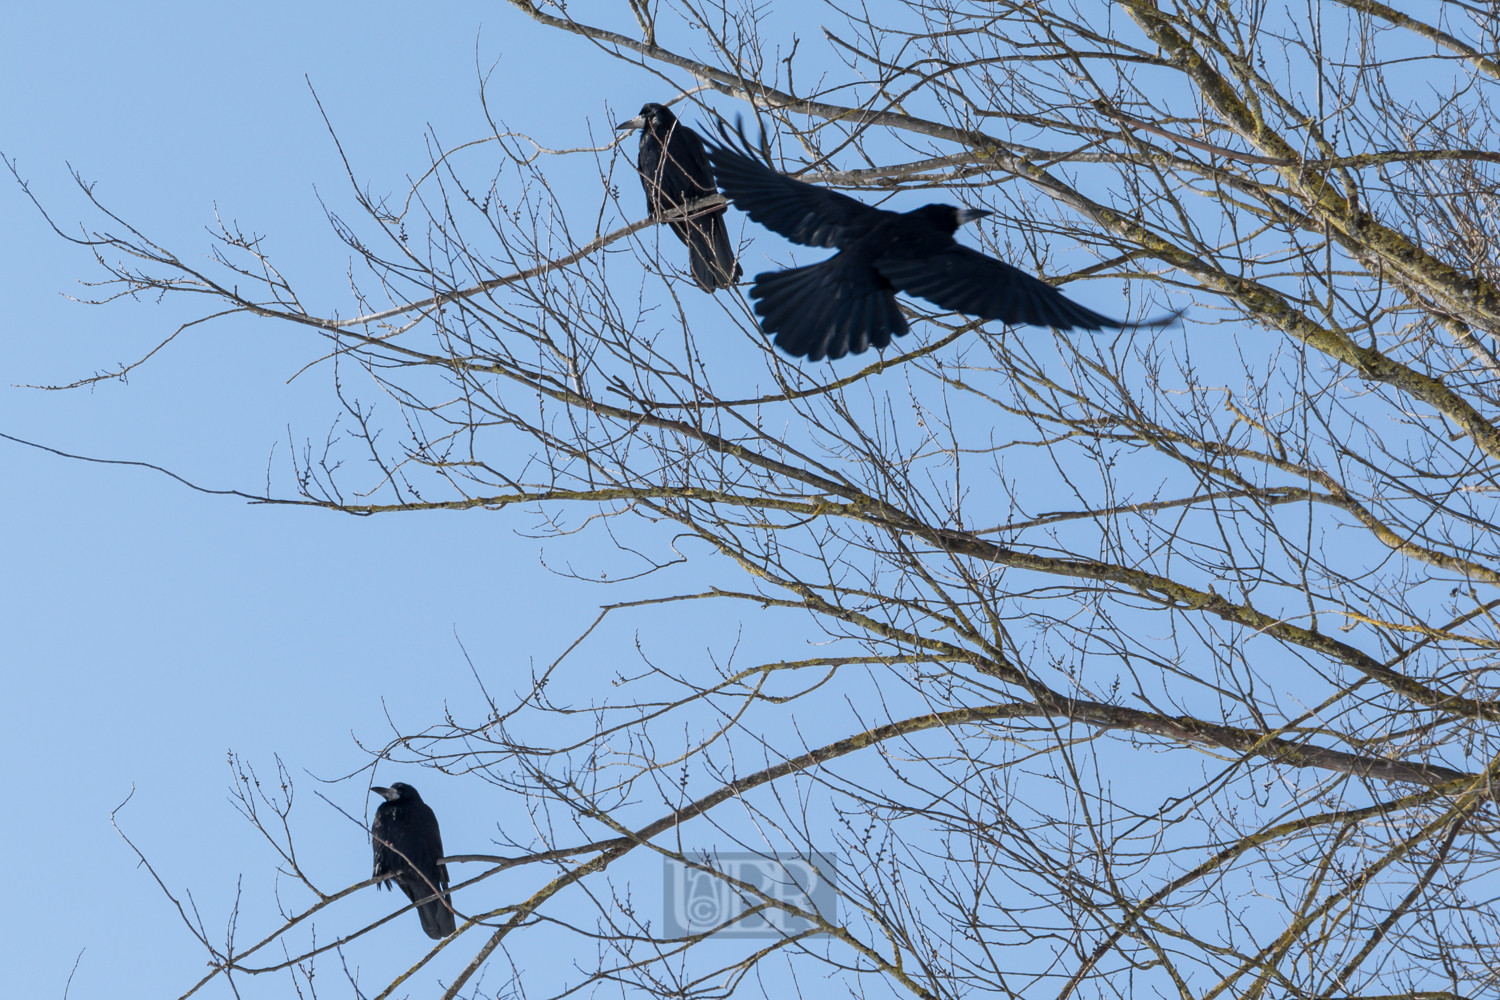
top-left (0, 4), bottom-right (692, 995)
top-left (7, 4), bottom-right (916, 996)
top-left (8, 3), bottom-right (1477, 997)
top-left (0, 4), bottom-right (1259, 993)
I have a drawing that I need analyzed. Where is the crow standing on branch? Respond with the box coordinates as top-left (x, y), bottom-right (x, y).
top-left (702, 120), bottom-right (1178, 361)
top-left (616, 103), bottom-right (742, 292)
top-left (371, 783), bottom-right (456, 939)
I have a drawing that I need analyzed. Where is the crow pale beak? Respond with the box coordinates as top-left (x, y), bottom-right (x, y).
top-left (956, 208), bottom-right (993, 226)
top-left (371, 786), bottom-right (399, 801)
top-left (615, 115), bottom-right (646, 132)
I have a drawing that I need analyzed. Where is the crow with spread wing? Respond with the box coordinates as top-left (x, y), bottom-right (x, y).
top-left (703, 120), bottom-right (1176, 361)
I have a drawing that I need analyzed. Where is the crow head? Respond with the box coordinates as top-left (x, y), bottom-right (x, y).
top-left (616, 102), bottom-right (678, 136)
top-left (371, 782), bottom-right (421, 803)
top-left (908, 204), bottom-right (993, 234)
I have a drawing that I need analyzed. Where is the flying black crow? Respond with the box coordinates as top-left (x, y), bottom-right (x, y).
top-left (616, 102), bottom-right (742, 292)
top-left (371, 783), bottom-right (456, 939)
top-left (703, 121), bottom-right (1177, 361)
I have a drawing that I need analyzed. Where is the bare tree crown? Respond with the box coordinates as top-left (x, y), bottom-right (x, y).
top-left (21, 2), bottom-right (1500, 998)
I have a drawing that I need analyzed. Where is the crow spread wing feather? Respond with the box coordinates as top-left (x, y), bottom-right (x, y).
top-left (874, 244), bottom-right (1119, 330)
top-left (705, 121), bottom-right (878, 249)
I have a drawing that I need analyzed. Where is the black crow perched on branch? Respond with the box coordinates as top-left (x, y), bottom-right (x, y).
top-left (702, 120), bottom-right (1177, 361)
top-left (371, 783), bottom-right (456, 939)
top-left (616, 103), bottom-right (742, 292)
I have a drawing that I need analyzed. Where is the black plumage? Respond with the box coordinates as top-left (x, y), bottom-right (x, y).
top-left (703, 121), bottom-right (1176, 361)
top-left (371, 783), bottom-right (456, 939)
top-left (616, 103), bottom-right (742, 292)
